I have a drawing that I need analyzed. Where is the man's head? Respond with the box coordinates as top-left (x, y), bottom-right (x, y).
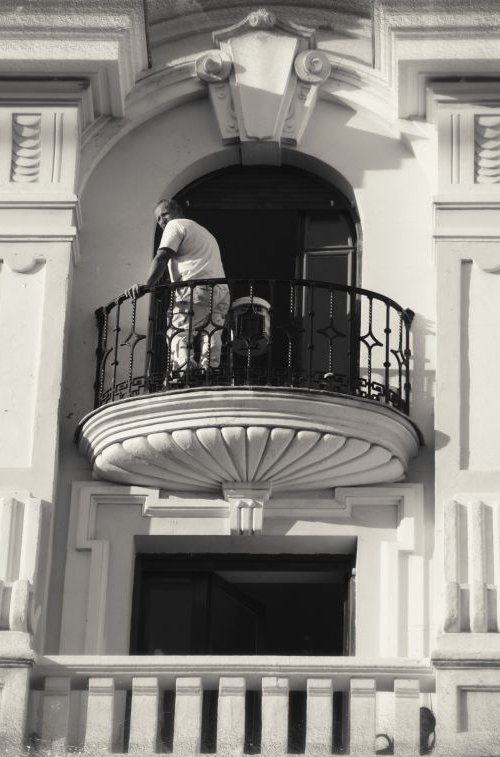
top-left (154, 199), bottom-right (184, 228)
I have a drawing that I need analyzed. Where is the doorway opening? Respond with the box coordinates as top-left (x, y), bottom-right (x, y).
top-left (130, 553), bottom-right (355, 754)
top-left (131, 553), bottom-right (355, 656)
top-left (149, 165), bottom-right (360, 383)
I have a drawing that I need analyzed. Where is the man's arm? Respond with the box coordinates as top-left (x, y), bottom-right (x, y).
top-left (125, 247), bottom-right (173, 299)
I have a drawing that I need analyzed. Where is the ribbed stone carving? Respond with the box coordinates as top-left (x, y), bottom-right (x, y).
top-left (78, 388), bottom-right (420, 492)
top-left (475, 115), bottom-right (500, 184)
top-left (11, 113), bottom-right (42, 183)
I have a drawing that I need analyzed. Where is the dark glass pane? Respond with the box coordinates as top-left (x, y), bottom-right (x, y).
top-left (306, 213), bottom-right (352, 248)
top-left (304, 251), bottom-right (350, 284)
top-left (137, 578), bottom-right (194, 654)
top-left (209, 578), bottom-right (262, 654)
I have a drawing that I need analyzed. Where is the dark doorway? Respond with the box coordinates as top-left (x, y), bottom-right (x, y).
top-left (130, 554), bottom-right (355, 754)
top-left (130, 554), bottom-right (354, 656)
top-left (149, 166), bottom-right (359, 382)
top-left (174, 165), bottom-right (358, 285)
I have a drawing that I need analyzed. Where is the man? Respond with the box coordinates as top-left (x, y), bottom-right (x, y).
top-left (127, 199), bottom-right (230, 371)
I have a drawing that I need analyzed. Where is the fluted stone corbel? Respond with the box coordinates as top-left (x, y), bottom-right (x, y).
top-left (223, 483), bottom-right (271, 535)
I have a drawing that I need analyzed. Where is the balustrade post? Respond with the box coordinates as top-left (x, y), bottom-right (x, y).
top-left (261, 676), bottom-right (289, 756)
top-left (173, 677), bottom-right (203, 755)
top-left (468, 499), bottom-right (488, 632)
top-left (305, 678), bottom-right (333, 755)
top-left (349, 679), bottom-right (376, 756)
top-left (128, 677), bottom-right (159, 755)
top-left (393, 679), bottom-right (420, 757)
top-left (444, 499), bottom-right (461, 631)
top-left (41, 676), bottom-right (71, 753)
top-left (0, 667), bottom-right (30, 756)
top-left (84, 677), bottom-right (116, 754)
top-left (217, 677), bottom-right (246, 755)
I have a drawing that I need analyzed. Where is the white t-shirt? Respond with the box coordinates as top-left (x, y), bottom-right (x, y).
top-left (159, 218), bottom-right (225, 282)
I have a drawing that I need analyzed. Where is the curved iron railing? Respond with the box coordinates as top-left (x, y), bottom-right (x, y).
top-left (94, 279), bottom-right (414, 414)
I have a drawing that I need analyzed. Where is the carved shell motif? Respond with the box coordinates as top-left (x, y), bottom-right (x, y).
top-left (94, 425), bottom-right (406, 492)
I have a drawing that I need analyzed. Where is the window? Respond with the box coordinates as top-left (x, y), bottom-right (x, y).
top-left (131, 554), bottom-right (355, 656)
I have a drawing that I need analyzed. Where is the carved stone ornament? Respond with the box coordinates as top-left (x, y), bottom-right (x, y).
top-left (212, 9), bottom-right (315, 43)
top-left (475, 114), bottom-right (500, 184)
top-left (223, 483), bottom-right (271, 535)
top-left (78, 388), bottom-right (420, 493)
top-left (11, 113), bottom-right (42, 183)
top-left (196, 50), bottom-right (232, 83)
top-left (196, 8), bottom-right (330, 152)
top-left (3, 250), bottom-right (45, 273)
top-left (294, 50), bottom-right (331, 84)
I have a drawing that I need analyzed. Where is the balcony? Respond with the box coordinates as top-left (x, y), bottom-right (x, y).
top-left (77, 280), bottom-right (421, 491)
top-left (29, 655), bottom-right (435, 754)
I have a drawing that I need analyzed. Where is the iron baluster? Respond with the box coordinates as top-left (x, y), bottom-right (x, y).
top-left (287, 282), bottom-right (296, 386)
top-left (384, 304), bottom-right (391, 405)
top-left (186, 283), bottom-right (195, 383)
top-left (266, 280), bottom-right (275, 386)
top-left (396, 310), bottom-right (404, 405)
top-left (348, 288), bottom-right (358, 396)
top-left (165, 285), bottom-right (175, 386)
top-left (127, 298), bottom-right (137, 393)
top-left (145, 296), bottom-right (155, 392)
top-left (111, 301), bottom-right (122, 400)
top-left (206, 283), bottom-right (215, 384)
top-left (404, 308), bottom-right (414, 414)
top-left (246, 282), bottom-right (254, 385)
top-left (94, 307), bottom-right (106, 408)
top-left (307, 283), bottom-right (315, 387)
top-left (328, 288), bottom-right (335, 376)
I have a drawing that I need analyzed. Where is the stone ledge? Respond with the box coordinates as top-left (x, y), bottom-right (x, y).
top-left (0, 631), bottom-right (36, 666)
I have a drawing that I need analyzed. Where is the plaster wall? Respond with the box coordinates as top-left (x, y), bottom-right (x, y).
top-left (50, 93), bottom-right (435, 653)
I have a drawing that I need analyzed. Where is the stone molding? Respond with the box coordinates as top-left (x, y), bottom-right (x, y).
top-left (78, 388), bottom-right (420, 492)
top-left (64, 481), bottom-right (425, 656)
top-left (0, 2), bottom-right (147, 118)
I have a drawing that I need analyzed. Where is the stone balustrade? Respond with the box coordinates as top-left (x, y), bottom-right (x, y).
top-left (27, 656), bottom-right (434, 755)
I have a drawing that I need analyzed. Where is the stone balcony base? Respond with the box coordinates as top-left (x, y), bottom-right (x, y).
top-left (77, 387), bottom-right (421, 492)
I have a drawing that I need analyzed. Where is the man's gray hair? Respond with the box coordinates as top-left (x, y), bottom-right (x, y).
top-left (154, 198), bottom-right (183, 217)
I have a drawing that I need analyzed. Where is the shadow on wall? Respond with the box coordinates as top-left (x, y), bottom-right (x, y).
top-left (375, 706), bottom-right (436, 754)
top-left (409, 313), bottom-right (437, 444)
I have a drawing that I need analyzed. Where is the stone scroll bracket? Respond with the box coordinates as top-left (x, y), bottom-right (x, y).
top-left (195, 9), bottom-right (332, 161)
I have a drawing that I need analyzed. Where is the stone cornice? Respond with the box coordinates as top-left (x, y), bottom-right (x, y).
top-left (0, 1), bottom-right (148, 117)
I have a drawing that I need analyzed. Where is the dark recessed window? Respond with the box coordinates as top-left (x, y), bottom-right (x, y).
top-left (131, 554), bottom-right (355, 656)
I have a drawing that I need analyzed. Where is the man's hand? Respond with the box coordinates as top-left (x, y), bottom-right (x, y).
top-left (125, 283), bottom-right (147, 299)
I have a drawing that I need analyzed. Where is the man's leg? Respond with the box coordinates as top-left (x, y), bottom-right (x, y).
top-left (167, 301), bottom-right (198, 371)
top-left (198, 285), bottom-right (230, 369)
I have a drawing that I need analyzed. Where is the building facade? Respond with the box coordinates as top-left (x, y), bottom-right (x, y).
top-left (1, 1), bottom-right (500, 754)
